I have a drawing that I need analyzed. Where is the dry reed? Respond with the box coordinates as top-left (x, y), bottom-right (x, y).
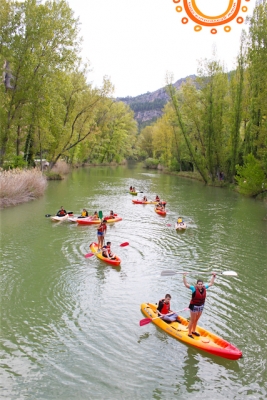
top-left (51, 160), bottom-right (70, 175)
top-left (0, 168), bottom-right (47, 208)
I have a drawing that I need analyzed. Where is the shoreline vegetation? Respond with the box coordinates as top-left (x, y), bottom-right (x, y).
top-left (1, 1), bottom-right (266, 206)
top-left (1, 161), bottom-right (266, 210)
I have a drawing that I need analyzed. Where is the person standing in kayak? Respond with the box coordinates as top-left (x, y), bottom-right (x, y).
top-left (183, 273), bottom-right (216, 339)
top-left (157, 294), bottom-right (181, 322)
top-left (97, 219), bottom-right (107, 250)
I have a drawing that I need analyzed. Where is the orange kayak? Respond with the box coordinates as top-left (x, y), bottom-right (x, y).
top-left (154, 207), bottom-right (166, 216)
top-left (89, 242), bottom-right (121, 266)
top-left (140, 303), bottom-right (242, 360)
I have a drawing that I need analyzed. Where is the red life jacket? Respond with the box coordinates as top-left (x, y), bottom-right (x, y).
top-left (98, 223), bottom-right (106, 233)
top-left (190, 286), bottom-right (206, 306)
top-left (158, 299), bottom-right (170, 314)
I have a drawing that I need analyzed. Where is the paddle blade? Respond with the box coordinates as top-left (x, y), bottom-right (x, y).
top-left (166, 224), bottom-right (172, 227)
top-left (45, 214), bottom-right (52, 217)
top-left (139, 318), bottom-right (152, 326)
top-left (221, 270), bottom-right (238, 276)
top-left (161, 270), bottom-right (178, 276)
top-left (99, 211), bottom-right (103, 219)
top-left (120, 242), bottom-right (129, 247)
top-left (84, 253), bottom-right (94, 258)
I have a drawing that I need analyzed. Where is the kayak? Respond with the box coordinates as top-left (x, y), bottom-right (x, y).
top-left (140, 303), bottom-right (242, 360)
top-left (89, 242), bottom-right (121, 267)
top-left (104, 216), bottom-right (122, 223)
top-left (129, 191), bottom-right (138, 195)
top-left (51, 213), bottom-right (73, 222)
top-left (132, 200), bottom-right (158, 204)
top-left (77, 216), bottom-right (122, 225)
top-left (77, 217), bottom-right (101, 225)
top-left (175, 222), bottom-right (187, 230)
top-left (132, 200), bottom-right (167, 205)
top-left (154, 207), bottom-right (166, 216)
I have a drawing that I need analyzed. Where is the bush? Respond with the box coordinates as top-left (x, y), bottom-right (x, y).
top-left (143, 158), bottom-right (159, 169)
top-left (3, 156), bottom-right (28, 170)
top-left (235, 154), bottom-right (267, 196)
top-left (0, 168), bottom-right (47, 208)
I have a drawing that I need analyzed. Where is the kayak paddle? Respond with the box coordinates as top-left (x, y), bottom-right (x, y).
top-left (161, 270), bottom-right (238, 277)
top-left (99, 210), bottom-right (103, 220)
top-left (139, 307), bottom-right (189, 326)
top-left (84, 242), bottom-right (129, 258)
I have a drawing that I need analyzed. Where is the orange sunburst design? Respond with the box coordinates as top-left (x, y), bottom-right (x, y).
top-left (173, 0), bottom-right (250, 33)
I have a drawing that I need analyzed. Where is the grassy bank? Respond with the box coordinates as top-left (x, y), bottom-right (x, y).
top-left (0, 169), bottom-right (47, 209)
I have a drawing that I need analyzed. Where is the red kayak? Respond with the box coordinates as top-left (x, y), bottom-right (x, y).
top-left (154, 207), bottom-right (166, 216)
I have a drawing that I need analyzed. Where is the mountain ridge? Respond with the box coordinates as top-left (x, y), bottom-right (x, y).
top-left (117, 74), bottom-right (196, 126)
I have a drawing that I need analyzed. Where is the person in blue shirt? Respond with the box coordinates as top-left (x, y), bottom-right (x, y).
top-left (183, 273), bottom-right (216, 339)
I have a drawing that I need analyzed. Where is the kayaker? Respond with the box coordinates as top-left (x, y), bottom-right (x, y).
top-left (157, 294), bottom-right (182, 323)
top-left (130, 186), bottom-right (133, 191)
top-left (177, 217), bottom-right (183, 223)
top-left (155, 195), bottom-right (160, 202)
top-left (92, 211), bottom-right (99, 220)
top-left (80, 208), bottom-right (88, 218)
top-left (102, 241), bottom-right (116, 260)
top-left (183, 273), bottom-right (216, 339)
top-left (97, 219), bottom-right (107, 250)
top-left (104, 210), bottom-right (115, 220)
top-left (57, 206), bottom-right (67, 216)
top-left (156, 202), bottom-right (164, 211)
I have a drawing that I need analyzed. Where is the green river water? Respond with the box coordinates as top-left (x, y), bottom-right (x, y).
top-left (0, 163), bottom-right (267, 399)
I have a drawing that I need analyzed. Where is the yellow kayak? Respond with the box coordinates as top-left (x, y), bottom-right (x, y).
top-left (140, 303), bottom-right (242, 360)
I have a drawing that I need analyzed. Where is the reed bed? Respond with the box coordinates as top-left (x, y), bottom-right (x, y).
top-left (0, 168), bottom-right (47, 209)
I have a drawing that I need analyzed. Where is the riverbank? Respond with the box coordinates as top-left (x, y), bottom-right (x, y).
top-left (0, 169), bottom-right (47, 209)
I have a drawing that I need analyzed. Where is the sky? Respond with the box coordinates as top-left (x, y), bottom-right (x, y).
top-left (66, 0), bottom-right (257, 98)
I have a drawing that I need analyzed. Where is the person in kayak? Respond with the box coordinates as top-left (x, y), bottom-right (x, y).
top-left (97, 219), bottom-right (107, 250)
top-left (157, 294), bottom-right (182, 323)
top-left (156, 202), bottom-right (164, 211)
top-left (105, 210), bottom-right (115, 219)
top-left (78, 208), bottom-right (88, 218)
top-left (155, 195), bottom-right (160, 202)
top-left (177, 217), bottom-right (183, 223)
top-left (183, 273), bottom-right (216, 339)
top-left (57, 206), bottom-right (67, 216)
top-left (102, 242), bottom-right (116, 260)
top-left (130, 186), bottom-right (133, 191)
top-left (92, 211), bottom-right (99, 220)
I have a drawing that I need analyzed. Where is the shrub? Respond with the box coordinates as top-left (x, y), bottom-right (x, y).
top-left (143, 158), bottom-right (159, 169)
top-left (235, 154), bottom-right (266, 196)
top-left (0, 168), bottom-right (47, 208)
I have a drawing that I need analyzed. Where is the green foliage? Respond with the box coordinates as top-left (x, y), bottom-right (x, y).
top-left (143, 158), bottom-right (159, 169)
top-left (235, 154), bottom-right (266, 196)
top-left (44, 172), bottom-right (63, 181)
top-left (3, 156), bottom-right (28, 170)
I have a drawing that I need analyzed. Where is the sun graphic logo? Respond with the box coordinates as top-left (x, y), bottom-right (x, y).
top-left (173, 0), bottom-right (250, 33)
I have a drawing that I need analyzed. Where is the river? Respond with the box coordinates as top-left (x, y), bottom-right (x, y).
top-left (0, 163), bottom-right (266, 399)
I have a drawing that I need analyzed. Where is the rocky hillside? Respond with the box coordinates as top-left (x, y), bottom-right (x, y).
top-left (118, 75), bottom-right (196, 127)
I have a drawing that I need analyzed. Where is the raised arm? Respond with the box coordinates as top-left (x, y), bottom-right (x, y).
top-left (208, 273), bottom-right (216, 287)
top-left (182, 273), bottom-right (191, 289)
